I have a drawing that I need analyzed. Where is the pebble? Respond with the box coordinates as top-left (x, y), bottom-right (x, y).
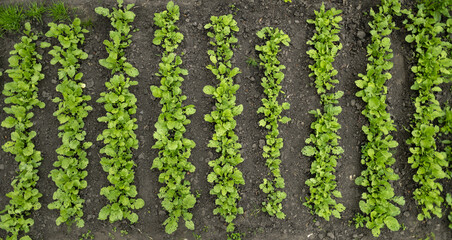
top-left (404, 211), bottom-right (410, 217)
top-left (315, 221), bottom-right (320, 227)
top-left (85, 78), bottom-right (94, 89)
top-left (138, 152), bottom-right (145, 160)
top-left (0, 164), bottom-right (4, 170)
top-left (252, 143), bottom-right (257, 149)
top-left (351, 99), bottom-right (356, 106)
top-left (357, 30), bottom-right (366, 40)
top-left (208, 151), bottom-right (214, 159)
top-left (327, 232), bottom-right (335, 239)
top-left (259, 139), bottom-right (265, 148)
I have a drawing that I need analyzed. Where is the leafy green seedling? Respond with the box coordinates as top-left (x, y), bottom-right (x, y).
top-left (403, 0), bottom-right (451, 222)
top-left (255, 26), bottom-right (291, 219)
top-left (150, 1), bottom-right (197, 234)
top-left (204, 14), bottom-right (244, 233)
top-left (354, 0), bottom-right (405, 237)
top-left (96, 0), bottom-right (144, 224)
top-left (302, 3), bottom-right (345, 222)
top-left (44, 17), bottom-right (92, 228)
top-left (0, 22), bottom-right (44, 240)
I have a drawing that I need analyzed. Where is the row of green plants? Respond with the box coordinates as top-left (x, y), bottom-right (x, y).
top-left (353, 0), bottom-right (405, 237)
top-left (441, 106), bottom-right (452, 229)
top-left (0, 23), bottom-right (44, 240)
top-left (204, 14), bottom-right (245, 233)
top-left (44, 18), bottom-right (92, 229)
top-left (150, 1), bottom-right (197, 234)
top-left (255, 26), bottom-right (290, 219)
top-left (404, 0), bottom-right (450, 222)
top-left (95, 0), bottom-right (144, 224)
top-left (301, 3), bottom-right (345, 222)
top-left (0, 1), bottom-right (73, 37)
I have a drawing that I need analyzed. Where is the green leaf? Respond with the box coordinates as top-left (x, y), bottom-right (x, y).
top-left (185, 220), bottom-right (195, 230)
top-left (183, 195), bottom-right (196, 208)
top-left (40, 42), bottom-right (51, 48)
top-left (98, 206), bottom-right (110, 220)
top-left (134, 198), bottom-right (145, 209)
top-left (384, 216), bottom-right (400, 231)
top-left (302, 146), bottom-right (316, 157)
top-left (1, 116), bottom-right (17, 128)
top-left (203, 85), bottom-right (216, 95)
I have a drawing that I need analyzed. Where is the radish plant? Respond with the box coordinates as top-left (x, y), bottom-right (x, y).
top-left (403, 0), bottom-right (451, 221)
top-left (43, 18), bottom-right (92, 228)
top-left (95, 0), bottom-right (144, 224)
top-left (255, 26), bottom-right (290, 219)
top-left (301, 3), bottom-right (345, 221)
top-left (0, 22), bottom-right (45, 240)
top-left (354, 0), bottom-right (405, 237)
top-left (150, 1), bottom-right (197, 234)
top-left (204, 14), bottom-right (244, 233)
top-left (440, 106), bottom-right (452, 229)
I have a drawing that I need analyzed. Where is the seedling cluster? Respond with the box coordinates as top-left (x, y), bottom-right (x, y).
top-left (255, 26), bottom-right (290, 219)
top-left (404, 0), bottom-right (451, 222)
top-left (204, 14), bottom-right (245, 233)
top-left (301, 3), bottom-right (345, 222)
top-left (95, 0), bottom-right (144, 224)
top-left (44, 18), bottom-right (92, 229)
top-left (0, 23), bottom-right (44, 240)
top-left (354, 0), bottom-right (405, 237)
top-left (150, 1), bottom-right (197, 234)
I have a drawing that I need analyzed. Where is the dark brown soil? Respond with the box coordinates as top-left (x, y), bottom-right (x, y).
top-left (1, 0), bottom-right (451, 240)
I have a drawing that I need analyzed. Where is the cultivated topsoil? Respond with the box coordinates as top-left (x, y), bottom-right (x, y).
top-left (0, 0), bottom-right (451, 239)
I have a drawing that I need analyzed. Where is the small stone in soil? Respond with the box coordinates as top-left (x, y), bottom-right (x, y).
top-left (327, 232), bottom-right (335, 239)
top-left (259, 139), bottom-right (265, 148)
top-left (0, 164), bottom-right (4, 170)
top-left (357, 30), bottom-right (366, 39)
